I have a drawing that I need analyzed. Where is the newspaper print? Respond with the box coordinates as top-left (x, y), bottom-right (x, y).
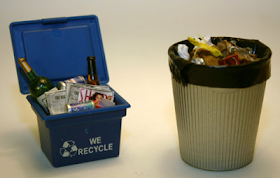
top-left (45, 89), bottom-right (67, 115)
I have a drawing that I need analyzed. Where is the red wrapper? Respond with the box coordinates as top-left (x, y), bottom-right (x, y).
top-left (219, 54), bottom-right (240, 66)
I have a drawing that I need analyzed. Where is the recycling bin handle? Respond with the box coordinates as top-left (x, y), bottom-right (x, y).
top-left (42, 17), bottom-right (67, 25)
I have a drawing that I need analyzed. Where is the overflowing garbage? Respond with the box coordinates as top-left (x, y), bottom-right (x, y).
top-left (178, 35), bottom-right (260, 66)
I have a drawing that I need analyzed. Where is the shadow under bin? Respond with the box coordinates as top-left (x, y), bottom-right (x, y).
top-left (168, 37), bottom-right (272, 171)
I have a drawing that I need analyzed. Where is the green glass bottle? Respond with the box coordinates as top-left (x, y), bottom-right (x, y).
top-left (18, 58), bottom-right (56, 112)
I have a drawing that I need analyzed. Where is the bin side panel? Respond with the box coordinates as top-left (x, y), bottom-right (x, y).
top-left (37, 116), bottom-right (53, 164)
top-left (38, 116), bottom-right (122, 167)
top-left (172, 78), bottom-right (266, 171)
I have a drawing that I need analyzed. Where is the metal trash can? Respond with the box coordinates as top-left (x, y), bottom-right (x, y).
top-left (168, 37), bottom-right (272, 171)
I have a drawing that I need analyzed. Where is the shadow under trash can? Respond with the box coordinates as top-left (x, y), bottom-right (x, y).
top-left (168, 37), bottom-right (272, 171)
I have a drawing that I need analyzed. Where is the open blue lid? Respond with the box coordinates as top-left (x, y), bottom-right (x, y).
top-left (10, 15), bottom-right (109, 94)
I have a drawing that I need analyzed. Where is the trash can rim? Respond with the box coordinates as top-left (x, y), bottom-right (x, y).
top-left (168, 36), bottom-right (272, 88)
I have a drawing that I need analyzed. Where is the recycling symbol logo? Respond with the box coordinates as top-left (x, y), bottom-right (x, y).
top-left (60, 140), bottom-right (78, 157)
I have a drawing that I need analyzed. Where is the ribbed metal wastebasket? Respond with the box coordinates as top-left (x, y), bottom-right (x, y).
top-left (169, 37), bottom-right (272, 171)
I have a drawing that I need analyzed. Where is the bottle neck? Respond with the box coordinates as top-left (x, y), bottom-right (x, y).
top-left (87, 56), bottom-right (100, 85)
top-left (18, 58), bottom-right (38, 81)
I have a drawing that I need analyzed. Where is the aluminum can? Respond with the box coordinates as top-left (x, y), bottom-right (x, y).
top-left (65, 76), bottom-right (87, 84)
top-left (56, 81), bottom-right (67, 90)
top-left (56, 76), bottom-right (87, 90)
top-left (67, 100), bottom-right (95, 113)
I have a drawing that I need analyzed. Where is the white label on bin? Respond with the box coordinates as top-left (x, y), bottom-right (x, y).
top-left (59, 137), bottom-right (114, 158)
top-left (60, 140), bottom-right (78, 157)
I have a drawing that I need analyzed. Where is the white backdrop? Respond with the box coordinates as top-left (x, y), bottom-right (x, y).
top-left (0, 0), bottom-right (279, 177)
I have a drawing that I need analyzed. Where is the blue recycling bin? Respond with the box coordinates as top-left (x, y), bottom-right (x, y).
top-left (10, 15), bottom-right (130, 167)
